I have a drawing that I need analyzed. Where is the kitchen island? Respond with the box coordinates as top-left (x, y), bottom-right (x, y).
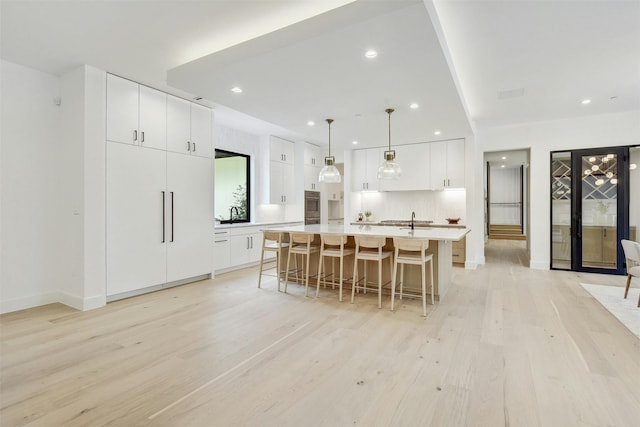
top-left (263, 223), bottom-right (470, 301)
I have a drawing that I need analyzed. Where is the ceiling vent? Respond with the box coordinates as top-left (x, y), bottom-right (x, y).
top-left (497, 88), bottom-right (525, 100)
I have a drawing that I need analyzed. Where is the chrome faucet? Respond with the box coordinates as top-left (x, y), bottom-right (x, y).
top-left (411, 211), bottom-right (416, 230)
top-left (229, 206), bottom-right (240, 223)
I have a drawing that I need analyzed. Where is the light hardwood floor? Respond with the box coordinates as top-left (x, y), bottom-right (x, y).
top-left (2, 241), bottom-right (639, 426)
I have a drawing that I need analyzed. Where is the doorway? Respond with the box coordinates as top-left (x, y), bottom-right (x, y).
top-left (484, 149), bottom-right (530, 265)
top-left (551, 146), bottom-right (635, 274)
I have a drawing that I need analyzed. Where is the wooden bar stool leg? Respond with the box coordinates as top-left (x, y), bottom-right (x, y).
top-left (339, 253), bottom-right (344, 302)
top-left (284, 248), bottom-right (293, 293)
top-left (391, 257), bottom-right (398, 312)
top-left (351, 257), bottom-right (358, 304)
top-left (421, 261), bottom-right (427, 317)
top-left (305, 252), bottom-right (311, 297)
top-left (378, 259), bottom-right (382, 309)
top-left (399, 264), bottom-right (404, 300)
top-left (331, 258), bottom-right (335, 289)
top-left (316, 252), bottom-right (323, 297)
top-left (258, 245), bottom-right (265, 288)
top-left (363, 260), bottom-right (367, 294)
top-left (429, 260), bottom-right (434, 305)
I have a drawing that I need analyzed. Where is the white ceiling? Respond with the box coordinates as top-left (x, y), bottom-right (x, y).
top-left (433, 0), bottom-right (640, 128)
top-left (1, 0), bottom-right (638, 147)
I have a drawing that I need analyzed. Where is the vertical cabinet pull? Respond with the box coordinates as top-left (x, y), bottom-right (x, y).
top-left (170, 191), bottom-right (175, 242)
top-left (186, 141), bottom-right (191, 152)
top-left (141, 131), bottom-right (145, 143)
top-left (133, 130), bottom-right (138, 141)
top-left (161, 191), bottom-right (165, 243)
top-left (192, 142), bottom-right (196, 152)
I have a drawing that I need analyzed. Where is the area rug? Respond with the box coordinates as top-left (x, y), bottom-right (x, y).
top-left (580, 283), bottom-right (640, 338)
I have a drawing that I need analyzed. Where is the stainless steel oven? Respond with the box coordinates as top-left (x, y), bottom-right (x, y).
top-left (304, 191), bottom-right (320, 224)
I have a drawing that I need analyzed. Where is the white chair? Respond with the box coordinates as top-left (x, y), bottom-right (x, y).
top-left (621, 239), bottom-right (640, 307)
top-left (351, 236), bottom-right (393, 309)
top-left (316, 234), bottom-right (355, 301)
top-left (257, 231), bottom-right (289, 291)
top-left (391, 237), bottom-right (434, 317)
top-left (284, 232), bottom-right (320, 296)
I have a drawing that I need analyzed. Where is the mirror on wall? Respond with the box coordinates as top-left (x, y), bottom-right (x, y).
top-left (215, 149), bottom-right (250, 223)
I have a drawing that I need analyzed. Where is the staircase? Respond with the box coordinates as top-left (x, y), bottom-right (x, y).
top-left (489, 224), bottom-right (526, 240)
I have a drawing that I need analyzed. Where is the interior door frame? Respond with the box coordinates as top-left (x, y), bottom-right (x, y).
top-left (570, 146), bottom-right (630, 275)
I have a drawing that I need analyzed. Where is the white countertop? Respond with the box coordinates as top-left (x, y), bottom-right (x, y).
top-left (215, 220), bottom-right (303, 230)
top-left (262, 224), bottom-right (470, 241)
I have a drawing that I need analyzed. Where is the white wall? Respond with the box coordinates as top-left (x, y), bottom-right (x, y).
top-left (1, 60), bottom-right (62, 312)
top-left (474, 111), bottom-right (640, 269)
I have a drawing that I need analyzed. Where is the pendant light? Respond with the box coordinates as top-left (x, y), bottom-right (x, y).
top-left (377, 108), bottom-right (402, 179)
top-left (318, 118), bottom-right (342, 183)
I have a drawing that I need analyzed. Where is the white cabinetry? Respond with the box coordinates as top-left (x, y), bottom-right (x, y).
top-left (167, 95), bottom-right (213, 158)
top-left (304, 143), bottom-right (322, 191)
top-left (430, 139), bottom-right (465, 190)
top-left (270, 136), bottom-right (295, 204)
top-left (352, 147), bottom-right (380, 191)
top-left (106, 143), bottom-right (167, 295)
top-left (166, 153), bottom-right (213, 282)
top-left (379, 143), bottom-right (430, 191)
top-left (106, 74), bottom-right (166, 150)
top-left (229, 226), bottom-right (271, 267)
top-left (214, 230), bottom-right (231, 271)
top-left (106, 77), bottom-right (213, 298)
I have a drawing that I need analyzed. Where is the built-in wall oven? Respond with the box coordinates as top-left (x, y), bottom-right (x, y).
top-left (304, 191), bottom-right (320, 224)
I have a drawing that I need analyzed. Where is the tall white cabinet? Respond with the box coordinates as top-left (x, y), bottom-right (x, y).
top-left (269, 136), bottom-right (295, 204)
top-left (304, 142), bottom-right (322, 191)
top-left (351, 147), bottom-right (380, 191)
top-left (106, 74), bottom-right (213, 298)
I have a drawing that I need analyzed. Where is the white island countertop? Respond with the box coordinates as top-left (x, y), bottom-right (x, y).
top-left (262, 223), bottom-right (470, 241)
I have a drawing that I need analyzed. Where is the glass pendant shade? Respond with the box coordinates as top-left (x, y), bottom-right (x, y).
top-left (378, 108), bottom-right (401, 180)
top-left (318, 118), bottom-right (342, 183)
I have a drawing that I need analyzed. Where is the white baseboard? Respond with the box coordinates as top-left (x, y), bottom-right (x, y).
top-left (1, 291), bottom-right (106, 314)
top-left (0, 292), bottom-right (58, 314)
top-left (529, 260), bottom-right (550, 270)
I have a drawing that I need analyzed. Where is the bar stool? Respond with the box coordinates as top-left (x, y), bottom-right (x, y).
top-left (391, 237), bottom-right (434, 317)
top-left (316, 234), bottom-right (355, 301)
top-left (284, 232), bottom-right (320, 296)
top-left (257, 231), bottom-right (289, 291)
top-left (351, 236), bottom-right (393, 308)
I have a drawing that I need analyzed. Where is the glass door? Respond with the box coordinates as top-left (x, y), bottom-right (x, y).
top-left (572, 147), bottom-right (628, 274)
top-left (551, 146), bottom-right (631, 274)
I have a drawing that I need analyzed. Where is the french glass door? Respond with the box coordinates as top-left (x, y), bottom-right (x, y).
top-left (551, 146), bottom-right (630, 274)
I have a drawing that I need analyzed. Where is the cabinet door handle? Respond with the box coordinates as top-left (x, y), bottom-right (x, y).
top-left (187, 141), bottom-right (191, 152)
top-left (170, 191), bottom-right (175, 242)
top-left (161, 191), bottom-right (165, 243)
top-left (141, 131), bottom-right (145, 143)
top-left (192, 142), bottom-right (196, 152)
top-left (215, 239), bottom-right (228, 243)
top-left (250, 236), bottom-right (253, 248)
top-left (247, 236), bottom-right (250, 249)
top-left (133, 130), bottom-right (138, 142)
top-left (448, 179), bottom-right (450, 186)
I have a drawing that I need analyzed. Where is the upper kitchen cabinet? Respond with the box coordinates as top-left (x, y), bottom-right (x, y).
top-left (269, 136), bottom-right (295, 204)
top-left (106, 74), bottom-right (166, 150)
top-left (352, 147), bottom-right (380, 191)
top-left (270, 135), bottom-right (294, 164)
top-left (304, 143), bottom-right (322, 191)
top-left (166, 95), bottom-right (213, 158)
top-left (429, 139), bottom-right (465, 190)
top-left (379, 143), bottom-right (430, 191)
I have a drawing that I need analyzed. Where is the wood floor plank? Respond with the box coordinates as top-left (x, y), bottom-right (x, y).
top-left (2, 240), bottom-right (639, 426)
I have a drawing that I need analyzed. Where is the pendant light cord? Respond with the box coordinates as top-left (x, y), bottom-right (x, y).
top-left (385, 108), bottom-right (394, 152)
top-left (326, 118), bottom-right (333, 157)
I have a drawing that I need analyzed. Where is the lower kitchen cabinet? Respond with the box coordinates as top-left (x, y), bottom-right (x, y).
top-left (214, 230), bottom-right (231, 271)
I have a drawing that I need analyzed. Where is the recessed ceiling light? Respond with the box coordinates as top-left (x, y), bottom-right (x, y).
top-left (365, 50), bottom-right (377, 59)
top-left (231, 86), bottom-right (242, 93)
top-left (434, 131), bottom-right (441, 135)
top-left (581, 99), bottom-right (591, 105)
top-left (307, 121), bottom-right (315, 126)
top-left (352, 140), bottom-right (358, 145)
top-left (501, 156), bottom-right (507, 160)
top-left (501, 165), bottom-right (505, 168)
top-left (409, 103), bottom-right (419, 109)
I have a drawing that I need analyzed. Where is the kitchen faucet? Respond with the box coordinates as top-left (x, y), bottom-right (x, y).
top-left (410, 211), bottom-right (415, 230)
top-left (229, 206), bottom-right (240, 223)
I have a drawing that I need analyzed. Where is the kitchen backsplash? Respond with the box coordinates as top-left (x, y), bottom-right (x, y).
top-left (350, 189), bottom-right (466, 223)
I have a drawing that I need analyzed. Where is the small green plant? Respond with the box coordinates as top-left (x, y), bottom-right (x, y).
top-left (364, 210), bottom-right (372, 219)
